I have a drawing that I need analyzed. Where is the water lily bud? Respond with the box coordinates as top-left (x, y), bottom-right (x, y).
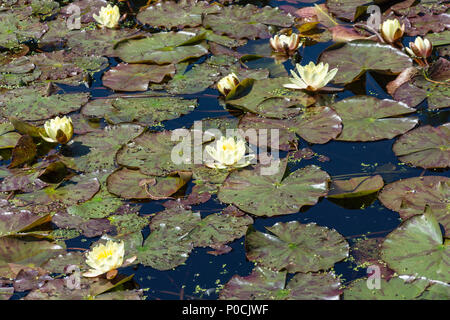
top-left (40, 116), bottom-right (73, 144)
top-left (93, 4), bottom-right (120, 29)
top-left (204, 136), bottom-right (255, 169)
top-left (406, 37), bottom-right (432, 59)
top-left (283, 61), bottom-right (338, 91)
top-left (83, 240), bottom-right (125, 278)
top-left (217, 73), bottom-right (240, 96)
top-left (269, 34), bottom-right (302, 55)
top-left (380, 19), bottom-right (405, 43)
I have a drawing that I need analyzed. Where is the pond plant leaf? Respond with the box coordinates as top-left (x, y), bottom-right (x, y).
top-left (379, 175), bottom-right (450, 235)
top-left (333, 96), bottom-right (419, 141)
top-left (82, 97), bottom-right (197, 126)
top-left (392, 123), bottom-right (450, 169)
top-left (0, 88), bottom-right (89, 122)
top-left (219, 266), bottom-right (341, 300)
top-left (62, 124), bottom-right (144, 173)
top-left (102, 63), bottom-right (176, 92)
top-left (202, 4), bottom-right (294, 40)
top-left (319, 40), bottom-right (413, 84)
top-left (218, 158), bottom-right (330, 216)
top-left (114, 31), bottom-right (208, 65)
top-left (245, 221), bottom-right (349, 272)
top-left (343, 276), bottom-right (430, 300)
top-left (327, 175), bottom-right (384, 199)
top-left (137, 0), bottom-right (221, 29)
top-left (381, 207), bottom-right (450, 283)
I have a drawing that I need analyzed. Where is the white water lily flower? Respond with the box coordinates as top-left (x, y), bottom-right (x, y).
top-left (217, 73), bottom-right (239, 96)
top-left (269, 33), bottom-right (301, 55)
top-left (93, 4), bottom-right (120, 29)
top-left (205, 136), bottom-right (255, 169)
top-left (40, 116), bottom-right (73, 144)
top-left (405, 36), bottom-right (432, 58)
top-left (380, 19), bottom-right (405, 43)
top-left (283, 61), bottom-right (338, 91)
top-left (83, 240), bottom-right (125, 278)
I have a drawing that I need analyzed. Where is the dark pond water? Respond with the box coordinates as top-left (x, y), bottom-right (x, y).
top-left (8, 0), bottom-right (449, 300)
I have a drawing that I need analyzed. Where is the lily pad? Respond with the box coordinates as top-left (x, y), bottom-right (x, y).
top-left (219, 266), bottom-right (341, 300)
top-left (106, 168), bottom-right (191, 200)
top-left (137, 0), bottom-right (221, 29)
top-left (187, 211), bottom-right (254, 248)
top-left (245, 221), bottom-right (349, 272)
top-left (14, 173), bottom-right (100, 207)
top-left (102, 63), bottom-right (176, 92)
top-left (319, 40), bottom-right (413, 84)
top-left (392, 123), bottom-right (450, 169)
top-left (0, 87), bottom-right (89, 122)
top-left (202, 4), bottom-right (294, 40)
top-left (238, 106), bottom-right (342, 150)
top-left (326, 0), bottom-right (369, 21)
top-left (343, 277), bottom-right (430, 300)
top-left (0, 202), bottom-right (50, 237)
top-left (0, 237), bottom-right (65, 268)
top-left (116, 130), bottom-right (199, 176)
top-left (327, 175), bottom-right (384, 199)
top-left (137, 225), bottom-right (193, 271)
top-left (114, 32), bottom-right (208, 65)
top-left (82, 97), bottom-right (197, 126)
top-left (333, 96), bottom-right (418, 141)
top-left (61, 124), bottom-right (144, 173)
top-left (226, 77), bottom-right (315, 118)
top-left (381, 208), bottom-right (450, 283)
top-left (218, 159), bottom-right (330, 216)
top-left (378, 176), bottom-right (449, 231)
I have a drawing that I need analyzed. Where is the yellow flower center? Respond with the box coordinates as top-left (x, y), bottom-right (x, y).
top-left (97, 249), bottom-right (113, 260)
top-left (222, 143), bottom-right (235, 151)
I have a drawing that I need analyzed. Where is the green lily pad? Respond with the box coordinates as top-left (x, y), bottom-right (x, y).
top-left (0, 237), bottom-right (65, 268)
top-left (0, 131), bottom-right (21, 149)
top-left (137, 0), bottom-right (221, 29)
top-left (381, 208), bottom-right (450, 283)
top-left (116, 130), bottom-right (199, 176)
top-left (0, 203), bottom-right (50, 237)
top-left (106, 167), bottom-right (191, 200)
top-left (226, 77), bottom-right (315, 118)
top-left (319, 40), bottom-right (413, 84)
top-left (238, 106), bottom-right (342, 151)
top-left (150, 205), bottom-right (201, 235)
top-left (61, 124), bottom-right (144, 173)
top-left (326, 0), bottom-right (369, 21)
top-left (0, 87), bottom-right (89, 121)
top-left (137, 225), bottom-right (193, 271)
top-left (328, 175), bottom-right (384, 199)
top-left (245, 221), bottom-right (349, 272)
top-left (28, 50), bottom-right (84, 81)
top-left (218, 159), bottom-right (330, 216)
top-left (378, 176), bottom-right (449, 231)
top-left (202, 4), bottom-right (294, 40)
top-left (114, 32), bottom-right (208, 64)
top-left (333, 96), bottom-right (418, 141)
top-left (427, 30), bottom-right (450, 46)
top-left (82, 96), bottom-right (197, 126)
top-left (108, 212), bottom-right (150, 235)
top-left (392, 123), bottom-right (450, 169)
top-left (343, 277), bottom-right (430, 300)
top-left (219, 267), bottom-right (341, 300)
top-left (14, 173), bottom-right (100, 207)
top-left (164, 55), bottom-right (268, 95)
top-left (419, 282), bottom-right (450, 300)
top-left (67, 28), bottom-right (137, 57)
top-left (187, 211), bottom-right (254, 248)
top-left (102, 63), bottom-right (176, 92)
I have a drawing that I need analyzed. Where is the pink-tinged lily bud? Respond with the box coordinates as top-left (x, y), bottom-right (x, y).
top-left (217, 73), bottom-right (240, 96)
top-left (405, 37), bottom-right (433, 59)
top-left (269, 34), bottom-right (301, 55)
top-left (380, 19), bottom-right (405, 43)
